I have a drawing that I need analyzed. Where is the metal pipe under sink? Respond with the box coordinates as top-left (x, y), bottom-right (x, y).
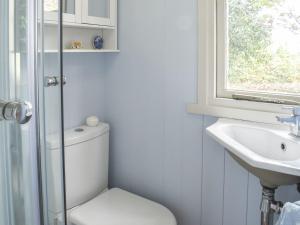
top-left (260, 187), bottom-right (283, 225)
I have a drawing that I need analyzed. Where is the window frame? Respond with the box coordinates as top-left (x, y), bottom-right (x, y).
top-left (188, 0), bottom-right (299, 124)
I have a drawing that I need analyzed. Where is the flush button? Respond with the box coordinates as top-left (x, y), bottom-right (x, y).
top-left (74, 128), bottom-right (84, 132)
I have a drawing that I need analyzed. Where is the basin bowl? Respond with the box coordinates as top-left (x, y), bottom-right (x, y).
top-left (207, 119), bottom-right (300, 188)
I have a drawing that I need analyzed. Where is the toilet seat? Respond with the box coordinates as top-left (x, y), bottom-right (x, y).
top-left (69, 188), bottom-right (177, 225)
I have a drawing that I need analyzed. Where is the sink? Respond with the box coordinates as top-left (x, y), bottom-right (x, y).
top-left (207, 118), bottom-right (300, 188)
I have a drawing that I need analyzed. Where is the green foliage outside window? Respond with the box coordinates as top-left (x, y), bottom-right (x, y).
top-left (228, 0), bottom-right (300, 94)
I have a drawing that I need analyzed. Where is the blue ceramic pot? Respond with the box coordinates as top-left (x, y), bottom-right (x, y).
top-left (93, 35), bottom-right (104, 49)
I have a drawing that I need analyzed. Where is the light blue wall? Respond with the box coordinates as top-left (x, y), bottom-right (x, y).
top-left (102, 1), bottom-right (299, 225)
top-left (62, 54), bottom-right (106, 129)
top-left (103, 1), bottom-right (202, 224)
top-left (44, 54), bottom-right (106, 133)
top-left (45, 1), bottom-right (300, 225)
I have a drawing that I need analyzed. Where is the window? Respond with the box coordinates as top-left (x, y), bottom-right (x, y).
top-left (218, 0), bottom-right (300, 102)
top-left (188, 0), bottom-right (300, 123)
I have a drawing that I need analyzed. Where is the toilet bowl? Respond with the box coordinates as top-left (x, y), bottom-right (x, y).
top-left (70, 188), bottom-right (176, 225)
top-left (47, 123), bottom-right (176, 225)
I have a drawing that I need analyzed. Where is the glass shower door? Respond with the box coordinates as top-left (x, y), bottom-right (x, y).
top-left (0, 0), bottom-right (65, 225)
top-left (41, 0), bottom-right (67, 224)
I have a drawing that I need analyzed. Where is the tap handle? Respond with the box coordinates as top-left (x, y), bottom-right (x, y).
top-left (282, 106), bottom-right (300, 116)
top-left (276, 116), bottom-right (295, 123)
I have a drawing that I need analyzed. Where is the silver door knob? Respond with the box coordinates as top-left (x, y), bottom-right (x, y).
top-left (0, 100), bottom-right (33, 124)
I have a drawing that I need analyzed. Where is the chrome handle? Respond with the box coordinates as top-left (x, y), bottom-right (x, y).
top-left (276, 116), bottom-right (295, 123)
top-left (0, 100), bottom-right (33, 124)
top-left (282, 106), bottom-right (300, 116)
top-left (44, 76), bottom-right (66, 87)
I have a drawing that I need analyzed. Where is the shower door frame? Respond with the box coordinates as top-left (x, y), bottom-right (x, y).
top-left (37, 0), bottom-right (67, 224)
top-left (0, 0), bottom-right (66, 224)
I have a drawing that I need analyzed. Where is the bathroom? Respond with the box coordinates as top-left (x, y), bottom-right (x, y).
top-left (0, 0), bottom-right (300, 225)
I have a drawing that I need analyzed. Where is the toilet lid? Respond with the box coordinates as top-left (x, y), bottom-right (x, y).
top-left (69, 188), bottom-right (176, 225)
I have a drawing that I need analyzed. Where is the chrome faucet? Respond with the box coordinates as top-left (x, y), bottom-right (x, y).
top-left (276, 106), bottom-right (300, 137)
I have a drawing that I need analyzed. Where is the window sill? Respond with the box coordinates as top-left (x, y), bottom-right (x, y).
top-left (187, 98), bottom-right (289, 124)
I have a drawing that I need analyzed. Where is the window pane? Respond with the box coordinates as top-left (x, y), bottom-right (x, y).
top-left (227, 0), bottom-right (300, 95)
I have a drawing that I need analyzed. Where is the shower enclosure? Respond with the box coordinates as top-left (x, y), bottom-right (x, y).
top-left (0, 0), bottom-right (66, 224)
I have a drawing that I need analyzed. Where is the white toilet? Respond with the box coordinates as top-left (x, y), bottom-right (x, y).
top-left (48, 122), bottom-right (177, 225)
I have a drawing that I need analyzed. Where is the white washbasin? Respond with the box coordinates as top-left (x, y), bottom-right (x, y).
top-left (207, 118), bottom-right (300, 188)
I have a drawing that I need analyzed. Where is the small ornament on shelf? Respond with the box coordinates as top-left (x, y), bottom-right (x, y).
top-left (93, 35), bottom-right (104, 49)
top-left (70, 40), bottom-right (82, 49)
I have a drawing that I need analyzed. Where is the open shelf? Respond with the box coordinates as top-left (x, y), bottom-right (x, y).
top-left (44, 24), bottom-right (118, 54)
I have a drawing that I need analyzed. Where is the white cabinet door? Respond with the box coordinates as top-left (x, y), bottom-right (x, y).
top-left (82, 0), bottom-right (116, 27)
top-left (45, 0), bottom-right (78, 23)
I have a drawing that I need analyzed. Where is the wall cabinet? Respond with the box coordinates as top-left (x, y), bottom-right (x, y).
top-left (44, 0), bottom-right (118, 53)
top-left (45, 0), bottom-right (116, 27)
top-left (82, 0), bottom-right (116, 27)
top-left (44, 0), bottom-right (77, 23)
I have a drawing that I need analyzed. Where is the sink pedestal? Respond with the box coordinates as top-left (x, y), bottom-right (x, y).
top-left (260, 186), bottom-right (283, 225)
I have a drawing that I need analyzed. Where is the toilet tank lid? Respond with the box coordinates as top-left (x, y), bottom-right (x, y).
top-left (47, 123), bottom-right (109, 150)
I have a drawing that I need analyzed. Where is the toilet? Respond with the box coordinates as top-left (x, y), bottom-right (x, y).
top-left (47, 122), bottom-right (177, 225)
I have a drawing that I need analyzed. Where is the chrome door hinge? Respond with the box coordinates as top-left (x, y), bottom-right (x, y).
top-left (44, 76), bottom-right (67, 87)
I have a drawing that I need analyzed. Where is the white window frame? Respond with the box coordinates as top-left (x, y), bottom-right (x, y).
top-left (188, 0), bottom-right (300, 124)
